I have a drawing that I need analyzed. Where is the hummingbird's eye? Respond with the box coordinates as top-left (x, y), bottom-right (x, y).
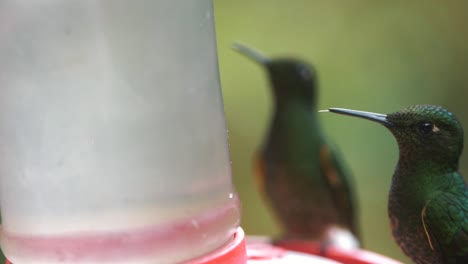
top-left (298, 66), bottom-right (311, 80)
top-left (418, 122), bottom-right (435, 135)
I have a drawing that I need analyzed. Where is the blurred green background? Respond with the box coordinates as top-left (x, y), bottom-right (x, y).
top-left (214, 1), bottom-right (468, 263)
top-left (1, 2), bottom-right (467, 264)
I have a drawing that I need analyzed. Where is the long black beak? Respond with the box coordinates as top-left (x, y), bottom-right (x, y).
top-left (320, 108), bottom-right (394, 127)
top-left (232, 42), bottom-right (271, 65)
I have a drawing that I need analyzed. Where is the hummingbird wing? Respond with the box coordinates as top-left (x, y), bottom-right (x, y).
top-left (319, 143), bottom-right (360, 242)
top-left (253, 151), bottom-right (267, 200)
top-left (422, 190), bottom-right (468, 263)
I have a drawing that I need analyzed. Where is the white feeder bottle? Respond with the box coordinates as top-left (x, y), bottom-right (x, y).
top-left (0, 0), bottom-right (241, 263)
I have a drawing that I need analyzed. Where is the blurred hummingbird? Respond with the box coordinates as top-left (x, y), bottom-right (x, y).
top-left (232, 42), bottom-right (361, 250)
top-left (323, 105), bottom-right (468, 264)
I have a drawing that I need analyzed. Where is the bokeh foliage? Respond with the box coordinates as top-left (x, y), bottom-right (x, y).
top-left (214, 1), bottom-right (468, 263)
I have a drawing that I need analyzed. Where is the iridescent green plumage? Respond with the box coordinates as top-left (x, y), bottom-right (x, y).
top-left (233, 42), bottom-right (361, 249)
top-left (325, 105), bottom-right (468, 264)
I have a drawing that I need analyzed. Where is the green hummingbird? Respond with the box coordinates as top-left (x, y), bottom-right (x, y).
top-left (232, 42), bottom-right (361, 250)
top-left (323, 105), bottom-right (468, 264)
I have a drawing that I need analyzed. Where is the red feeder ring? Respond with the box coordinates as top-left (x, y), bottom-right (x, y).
top-left (184, 227), bottom-right (247, 264)
top-left (4, 230), bottom-right (404, 264)
top-left (275, 240), bottom-right (403, 264)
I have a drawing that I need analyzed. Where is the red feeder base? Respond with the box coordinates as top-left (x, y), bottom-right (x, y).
top-left (5, 229), bottom-right (403, 264)
top-left (184, 227), bottom-right (247, 264)
top-left (274, 239), bottom-right (403, 264)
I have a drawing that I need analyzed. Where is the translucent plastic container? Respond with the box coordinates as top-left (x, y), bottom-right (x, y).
top-left (0, 0), bottom-right (240, 263)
